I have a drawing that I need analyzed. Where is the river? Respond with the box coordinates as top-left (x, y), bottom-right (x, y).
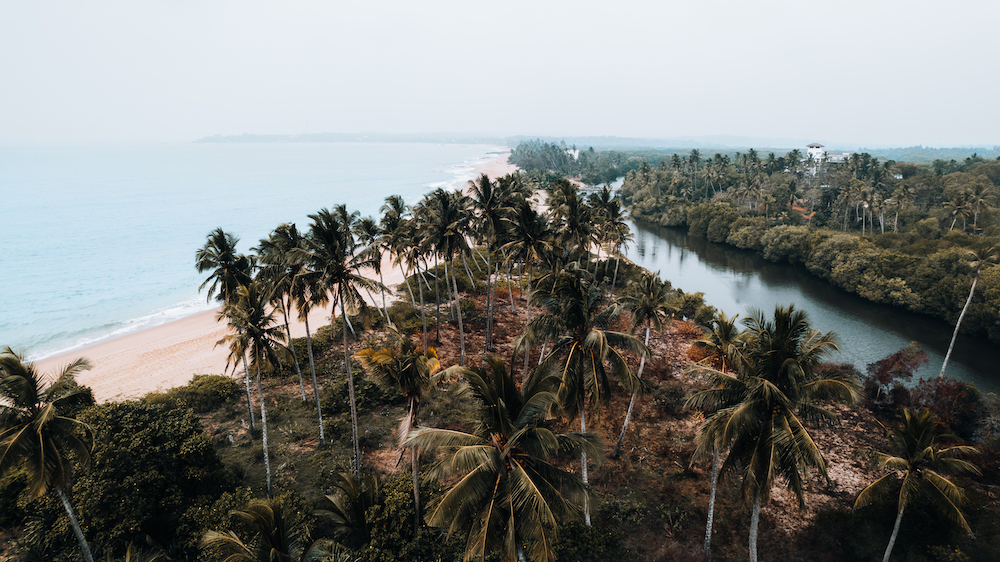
top-left (626, 220), bottom-right (1000, 395)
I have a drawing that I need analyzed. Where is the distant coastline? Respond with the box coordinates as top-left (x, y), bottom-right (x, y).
top-left (194, 132), bottom-right (515, 145)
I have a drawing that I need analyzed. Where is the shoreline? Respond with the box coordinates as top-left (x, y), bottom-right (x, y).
top-left (34, 151), bottom-right (518, 403)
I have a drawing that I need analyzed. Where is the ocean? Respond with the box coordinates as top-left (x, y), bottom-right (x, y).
top-left (1, 142), bottom-right (508, 361)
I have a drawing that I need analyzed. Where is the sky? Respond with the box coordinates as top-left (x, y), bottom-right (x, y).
top-left (3, 0), bottom-right (999, 147)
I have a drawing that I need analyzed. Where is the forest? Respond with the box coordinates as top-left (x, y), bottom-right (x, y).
top-left (2, 170), bottom-right (1000, 562)
top-left (599, 146), bottom-right (1000, 345)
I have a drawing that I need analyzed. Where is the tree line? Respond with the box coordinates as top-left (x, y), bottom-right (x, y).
top-left (3, 169), bottom-right (998, 561)
top-left (619, 149), bottom-right (1000, 343)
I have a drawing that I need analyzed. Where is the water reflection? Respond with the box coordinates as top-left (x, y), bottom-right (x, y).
top-left (626, 221), bottom-right (1000, 394)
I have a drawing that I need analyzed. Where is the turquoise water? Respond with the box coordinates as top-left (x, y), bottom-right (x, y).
top-left (1, 142), bottom-right (507, 360)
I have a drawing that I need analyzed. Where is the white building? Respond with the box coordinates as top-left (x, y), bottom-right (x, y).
top-left (807, 142), bottom-right (850, 164)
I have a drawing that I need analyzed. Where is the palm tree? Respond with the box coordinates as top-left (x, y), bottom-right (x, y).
top-left (302, 207), bottom-right (384, 476)
top-left (394, 217), bottom-right (431, 349)
top-left (405, 357), bottom-right (602, 562)
top-left (0, 348), bottom-right (97, 562)
top-left (197, 228), bottom-right (255, 305)
top-left (969, 179), bottom-right (994, 232)
top-left (289, 259), bottom-right (330, 446)
top-left (201, 498), bottom-right (328, 561)
top-left (354, 215), bottom-right (391, 324)
top-left (424, 188), bottom-right (472, 364)
top-left (603, 199), bottom-right (633, 293)
top-left (256, 223), bottom-right (308, 400)
top-left (380, 195), bottom-right (419, 312)
top-left (354, 336), bottom-right (441, 533)
top-left (612, 272), bottom-right (676, 457)
top-left (524, 265), bottom-right (647, 525)
top-left (217, 282), bottom-right (287, 496)
top-left (854, 408), bottom-right (980, 562)
top-left (690, 306), bottom-right (861, 561)
top-left (469, 174), bottom-right (510, 355)
top-left (315, 471), bottom-right (382, 550)
top-left (686, 311), bottom-right (744, 562)
top-left (939, 246), bottom-right (998, 378)
top-left (197, 228), bottom-right (257, 431)
top-left (552, 183), bottom-right (597, 269)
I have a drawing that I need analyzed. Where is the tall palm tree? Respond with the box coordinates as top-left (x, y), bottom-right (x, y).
top-left (256, 223), bottom-right (307, 400)
top-left (469, 174), bottom-right (510, 356)
top-left (354, 216), bottom-right (391, 324)
top-left (603, 199), bottom-right (633, 293)
top-left (939, 246), bottom-right (998, 378)
top-left (691, 306), bottom-right (861, 561)
top-left (355, 336), bottom-right (441, 533)
top-left (0, 348), bottom-right (97, 562)
top-left (686, 311), bottom-right (744, 562)
top-left (394, 217), bottom-right (430, 349)
top-left (424, 188), bottom-right (472, 364)
top-left (301, 207), bottom-right (384, 476)
top-left (969, 179), bottom-right (993, 232)
top-left (381, 195), bottom-right (419, 312)
top-left (405, 357), bottom-right (602, 562)
top-left (612, 272), bottom-right (676, 457)
top-left (217, 282), bottom-right (287, 496)
top-left (289, 259), bottom-right (330, 446)
top-left (524, 265), bottom-right (647, 525)
top-left (197, 228), bottom-right (257, 431)
top-left (854, 408), bottom-right (980, 562)
top-left (201, 498), bottom-right (328, 562)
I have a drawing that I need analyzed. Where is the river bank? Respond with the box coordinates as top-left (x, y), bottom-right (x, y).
top-left (627, 219), bottom-right (1000, 394)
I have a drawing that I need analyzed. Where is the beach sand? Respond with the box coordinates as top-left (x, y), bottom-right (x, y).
top-left (35, 151), bottom-right (518, 403)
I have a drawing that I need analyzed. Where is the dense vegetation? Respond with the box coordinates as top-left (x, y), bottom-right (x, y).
top-left (616, 147), bottom-right (1000, 344)
top-left (3, 165), bottom-right (1000, 561)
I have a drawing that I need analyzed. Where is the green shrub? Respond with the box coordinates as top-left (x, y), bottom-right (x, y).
top-left (143, 373), bottom-right (240, 412)
top-left (554, 522), bottom-right (637, 562)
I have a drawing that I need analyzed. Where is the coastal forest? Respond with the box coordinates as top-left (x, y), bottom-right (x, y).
top-left (3, 158), bottom-right (1000, 562)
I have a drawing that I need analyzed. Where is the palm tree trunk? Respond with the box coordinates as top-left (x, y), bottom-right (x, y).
top-left (418, 261), bottom-right (428, 350)
top-left (255, 359), bottom-right (272, 497)
top-left (452, 256), bottom-right (466, 366)
top-left (304, 313), bottom-right (325, 445)
top-left (341, 292), bottom-right (361, 477)
top-left (403, 265), bottom-right (418, 312)
top-left (56, 486), bottom-right (95, 562)
top-left (444, 258), bottom-right (454, 321)
top-left (282, 298), bottom-right (306, 400)
top-left (703, 446), bottom-right (719, 562)
top-left (940, 273), bottom-right (979, 378)
top-left (883, 505), bottom-right (905, 562)
top-left (484, 250), bottom-right (494, 355)
top-left (506, 261), bottom-right (516, 313)
top-left (379, 269), bottom-right (392, 328)
top-left (409, 396), bottom-right (422, 535)
top-left (579, 391), bottom-right (591, 526)
top-left (241, 352), bottom-right (256, 433)
top-left (612, 255), bottom-right (621, 294)
top-left (613, 323), bottom-right (649, 457)
top-left (434, 253), bottom-right (441, 343)
top-left (749, 494), bottom-right (760, 562)
top-left (365, 287), bottom-right (385, 319)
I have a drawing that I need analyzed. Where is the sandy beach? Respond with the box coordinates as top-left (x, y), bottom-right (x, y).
top-left (35, 151), bottom-right (518, 403)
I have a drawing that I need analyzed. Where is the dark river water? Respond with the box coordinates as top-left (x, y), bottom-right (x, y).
top-left (626, 220), bottom-right (1000, 395)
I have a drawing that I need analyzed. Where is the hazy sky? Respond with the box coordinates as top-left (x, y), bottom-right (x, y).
top-left (3, 1), bottom-right (998, 146)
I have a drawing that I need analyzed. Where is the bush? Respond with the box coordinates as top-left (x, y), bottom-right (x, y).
top-left (143, 373), bottom-right (240, 413)
top-left (14, 402), bottom-right (238, 560)
top-left (554, 522), bottom-right (638, 562)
